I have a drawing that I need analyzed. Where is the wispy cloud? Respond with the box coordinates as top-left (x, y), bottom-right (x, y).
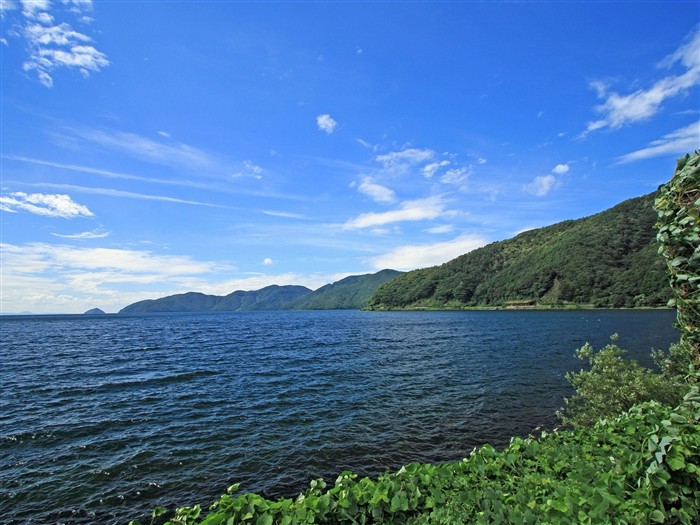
top-left (3, 0), bottom-right (108, 87)
top-left (369, 234), bottom-right (487, 271)
top-left (423, 224), bottom-right (455, 234)
top-left (584, 26), bottom-right (700, 135)
top-left (440, 167), bottom-right (470, 191)
top-left (316, 114), bottom-right (338, 134)
top-left (261, 209), bottom-right (309, 219)
top-left (64, 127), bottom-right (223, 173)
top-left (375, 148), bottom-right (436, 176)
top-left (0, 191), bottom-right (93, 218)
top-left (343, 196), bottom-right (449, 230)
top-left (617, 121), bottom-right (700, 163)
top-left (51, 228), bottom-right (109, 239)
top-left (357, 176), bottom-right (397, 203)
top-left (232, 160), bottom-right (264, 179)
top-left (5, 155), bottom-right (305, 201)
top-left (422, 160), bottom-right (450, 178)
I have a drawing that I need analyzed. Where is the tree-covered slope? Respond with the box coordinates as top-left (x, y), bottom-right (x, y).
top-left (292, 269), bottom-right (403, 309)
top-left (368, 193), bottom-right (672, 309)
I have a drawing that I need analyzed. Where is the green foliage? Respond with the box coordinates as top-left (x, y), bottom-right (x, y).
top-left (369, 193), bottom-right (671, 310)
top-left (654, 151), bottom-right (700, 364)
top-left (558, 335), bottom-right (688, 428)
top-left (131, 391), bottom-right (700, 525)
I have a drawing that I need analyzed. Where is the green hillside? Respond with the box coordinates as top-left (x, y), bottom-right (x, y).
top-left (368, 192), bottom-right (672, 310)
top-left (292, 269), bottom-right (402, 309)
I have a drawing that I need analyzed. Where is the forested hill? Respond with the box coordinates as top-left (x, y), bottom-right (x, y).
top-left (367, 192), bottom-right (672, 310)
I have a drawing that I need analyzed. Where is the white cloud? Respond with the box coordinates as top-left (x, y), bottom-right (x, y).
top-left (7, 0), bottom-right (109, 88)
top-left (316, 114), bottom-right (338, 134)
top-left (584, 27), bottom-right (700, 134)
top-left (51, 228), bottom-right (109, 239)
top-left (369, 234), bottom-right (488, 271)
top-left (357, 176), bottom-right (396, 203)
top-left (617, 121), bottom-right (700, 163)
top-left (524, 174), bottom-right (557, 197)
top-left (422, 160), bottom-right (450, 178)
top-left (342, 196), bottom-right (449, 230)
top-left (0, 192), bottom-right (93, 218)
top-left (552, 163), bottom-right (570, 175)
top-left (262, 257), bottom-right (273, 266)
top-left (0, 242), bottom-right (234, 314)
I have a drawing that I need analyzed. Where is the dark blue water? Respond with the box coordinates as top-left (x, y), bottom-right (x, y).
top-left (0, 309), bottom-right (678, 524)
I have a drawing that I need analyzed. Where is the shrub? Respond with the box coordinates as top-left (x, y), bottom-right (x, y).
top-left (557, 335), bottom-right (687, 428)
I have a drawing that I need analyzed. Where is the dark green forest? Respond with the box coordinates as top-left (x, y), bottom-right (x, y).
top-left (368, 193), bottom-right (671, 310)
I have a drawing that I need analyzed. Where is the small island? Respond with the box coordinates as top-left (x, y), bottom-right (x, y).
top-left (83, 308), bottom-right (106, 315)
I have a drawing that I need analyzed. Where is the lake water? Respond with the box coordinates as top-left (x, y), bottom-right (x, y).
top-left (0, 309), bottom-right (678, 524)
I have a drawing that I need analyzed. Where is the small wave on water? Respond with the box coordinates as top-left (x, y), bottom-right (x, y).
top-left (0, 309), bottom-right (678, 524)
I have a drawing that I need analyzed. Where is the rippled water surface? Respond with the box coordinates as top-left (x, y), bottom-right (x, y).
top-left (0, 309), bottom-right (678, 524)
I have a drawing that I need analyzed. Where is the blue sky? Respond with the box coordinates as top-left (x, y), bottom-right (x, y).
top-left (1, 1), bottom-right (699, 314)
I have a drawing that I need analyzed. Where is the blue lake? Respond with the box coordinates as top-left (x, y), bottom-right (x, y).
top-left (0, 309), bottom-right (679, 524)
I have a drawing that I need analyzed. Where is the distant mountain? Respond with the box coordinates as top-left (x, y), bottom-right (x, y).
top-left (119, 285), bottom-right (311, 314)
top-left (292, 269), bottom-right (403, 309)
top-left (83, 308), bottom-right (106, 315)
top-left (368, 193), bottom-right (672, 310)
top-left (118, 270), bottom-right (403, 313)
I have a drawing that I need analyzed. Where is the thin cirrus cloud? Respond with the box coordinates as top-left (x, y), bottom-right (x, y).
top-left (584, 27), bottom-right (700, 135)
top-left (51, 228), bottom-right (110, 239)
top-left (369, 234), bottom-right (488, 271)
top-left (342, 195), bottom-right (449, 230)
top-left (617, 121), bottom-right (700, 164)
top-left (62, 127), bottom-right (223, 173)
top-left (0, 191), bottom-right (93, 218)
top-left (2, 0), bottom-right (109, 87)
top-left (29, 183), bottom-right (230, 208)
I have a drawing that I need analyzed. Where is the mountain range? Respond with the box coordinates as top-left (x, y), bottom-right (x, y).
top-left (119, 270), bottom-right (402, 313)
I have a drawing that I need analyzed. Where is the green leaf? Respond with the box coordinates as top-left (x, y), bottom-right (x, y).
top-left (649, 509), bottom-right (666, 523)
